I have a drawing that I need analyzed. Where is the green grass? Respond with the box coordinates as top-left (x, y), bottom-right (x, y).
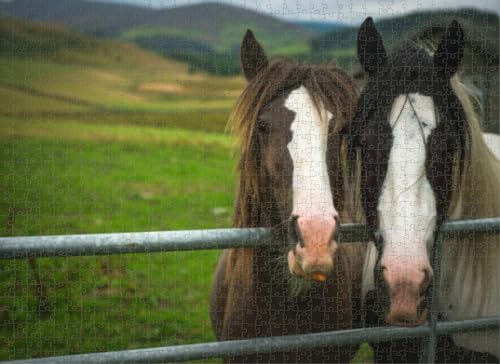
top-left (0, 86), bottom-right (88, 114)
top-left (0, 117), bottom-right (236, 360)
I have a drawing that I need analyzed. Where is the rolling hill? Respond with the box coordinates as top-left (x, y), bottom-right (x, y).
top-left (293, 20), bottom-right (349, 33)
top-left (311, 8), bottom-right (498, 55)
top-left (0, 15), bottom-right (244, 130)
top-left (0, 0), bottom-right (314, 74)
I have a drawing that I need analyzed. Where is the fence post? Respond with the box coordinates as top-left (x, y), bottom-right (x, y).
top-left (421, 229), bottom-right (445, 363)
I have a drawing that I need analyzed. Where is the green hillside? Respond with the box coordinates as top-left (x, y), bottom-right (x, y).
top-left (310, 8), bottom-right (498, 60)
top-left (0, 0), bottom-right (314, 74)
top-left (0, 15), bottom-right (244, 125)
top-left (121, 3), bottom-right (313, 53)
top-left (292, 20), bottom-right (349, 33)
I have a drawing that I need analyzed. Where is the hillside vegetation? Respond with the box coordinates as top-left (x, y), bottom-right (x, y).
top-left (4, 1), bottom-right (498, 76)
top-left (0, 0), bottom-right (314, 74)
top-left (310, 8), bottom-right (499, 64)
top-left (0, 15), bottom-right (244, 128)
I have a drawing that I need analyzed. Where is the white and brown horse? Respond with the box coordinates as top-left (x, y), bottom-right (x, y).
top-left (210, 30), bottom-right (366, 363)
top-left (352, 18), bottom-right (499, 362)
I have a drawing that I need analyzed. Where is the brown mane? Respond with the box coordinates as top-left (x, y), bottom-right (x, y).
top-left (225, 58), bottom-right (359, 289)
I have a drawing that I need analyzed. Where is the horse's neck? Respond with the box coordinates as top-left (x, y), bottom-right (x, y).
top-left (439, 227), bottom-right (499, 357)
top-left (439, 131), bottom-right (500, 323)
top-left (448, 131), bottom-right (500, 220)
top-left (451, 129), bottom-right (500, 217)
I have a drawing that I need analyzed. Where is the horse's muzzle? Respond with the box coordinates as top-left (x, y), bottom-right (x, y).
top-left (287, 215), bottom-right (338, 282)
top-left (381, 259), bottom-right (433, 326)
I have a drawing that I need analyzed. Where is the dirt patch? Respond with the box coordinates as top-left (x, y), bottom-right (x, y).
top-left (127, 182), bottom-right (167, 200)
top-left (93, 70), bottom-right (127, 83)
top-left (138, 82), bottom-right (187, 94)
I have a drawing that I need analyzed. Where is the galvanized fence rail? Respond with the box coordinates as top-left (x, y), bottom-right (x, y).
top-left (5, 317), bottom-right (499, 364)
top-left (0, 217), bottom-right (499, 363)
top-left (1, 218), bottom-right (497, 259)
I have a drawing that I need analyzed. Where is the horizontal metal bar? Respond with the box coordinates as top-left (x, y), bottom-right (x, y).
top-left (441, 217), bottom-right (500, 236)
top-left (6, 316), bottom-right (498, 364)
top-left (0, 228), bottom-right (272, 259)
top-left (0, 218), bottom-right (498, 259)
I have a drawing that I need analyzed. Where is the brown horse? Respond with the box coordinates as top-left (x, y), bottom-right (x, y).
top-left (210, 30), bottom-right (366, 363)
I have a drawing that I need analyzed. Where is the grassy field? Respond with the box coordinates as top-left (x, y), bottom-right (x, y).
top-left (0, 117), bottom-right (235, 360)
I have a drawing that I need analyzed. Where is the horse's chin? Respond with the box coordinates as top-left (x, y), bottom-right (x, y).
top-left (287, 249), bottom-right (330, 281)
top-left (287, 252), bottom-right (325, 297)
top-left (384, 308), bottom-right (429, 327)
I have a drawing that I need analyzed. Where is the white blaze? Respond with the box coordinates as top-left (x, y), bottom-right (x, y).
top-left (378, 93), bottom-right (438, 263)
top-left (285, 86), bottom-right (337, 218)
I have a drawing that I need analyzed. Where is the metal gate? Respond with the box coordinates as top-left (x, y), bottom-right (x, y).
top-left (1, 218), bottom-right (499, 363)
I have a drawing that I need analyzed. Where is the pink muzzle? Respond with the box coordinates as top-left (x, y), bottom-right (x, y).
top-left (287, 216), bottom-right (338, 282)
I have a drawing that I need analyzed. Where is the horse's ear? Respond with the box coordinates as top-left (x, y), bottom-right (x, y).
top-left (357, 17), bottom-right (387, 75)
top-left (240, 29), bottom-right (269, 81)
top-left (434, 20), bottom-right (465, 78)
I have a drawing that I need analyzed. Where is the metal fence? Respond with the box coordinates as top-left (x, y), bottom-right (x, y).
top-left (1, 217), bottom-right (499, 363)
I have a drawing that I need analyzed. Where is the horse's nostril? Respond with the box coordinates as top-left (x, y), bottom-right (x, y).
top-left (288, 215), bottom-right (305, 248)
top-left (421, 266), bottom-right (433, 292)
top-left (332, 215), bottom-right (340, 242)
top-left (296, 226), bottom-right (304, 248)
top-left (332, 227), bottom-right (339, 242)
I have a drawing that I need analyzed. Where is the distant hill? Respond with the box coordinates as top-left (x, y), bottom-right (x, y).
top-left (0, 14), bottom-right (99, 57)
top-left (0, 1), bottom-right (313, 51)
top-left (0, 0), bottom-right (157, 36)
top-left (292, 20), bottom-right (348, 33)
top-left (0, 13), bottom-right (165, 67)
top-left (311, 8), bottom-right (498, 54)
top-left (0, 14), bottom-right (245, 119)
top-left (0, 0), bottom-right (316, 74)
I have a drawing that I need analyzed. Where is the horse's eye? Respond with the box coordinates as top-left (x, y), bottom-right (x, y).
top-left (256, 120), bottom-right (271, 135)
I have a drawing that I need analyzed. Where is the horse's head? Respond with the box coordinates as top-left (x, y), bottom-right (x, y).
top-left (233, 30), bottom-right (357, 282)
top-left (353, 18), bottom-right (467, 325)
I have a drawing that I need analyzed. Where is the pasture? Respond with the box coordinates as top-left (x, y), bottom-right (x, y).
top-left (0, 116), bottom-right (235, 359)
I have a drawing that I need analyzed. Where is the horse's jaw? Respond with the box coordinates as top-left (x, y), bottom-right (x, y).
top-left (288, 274), bottom-right (313, 297)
